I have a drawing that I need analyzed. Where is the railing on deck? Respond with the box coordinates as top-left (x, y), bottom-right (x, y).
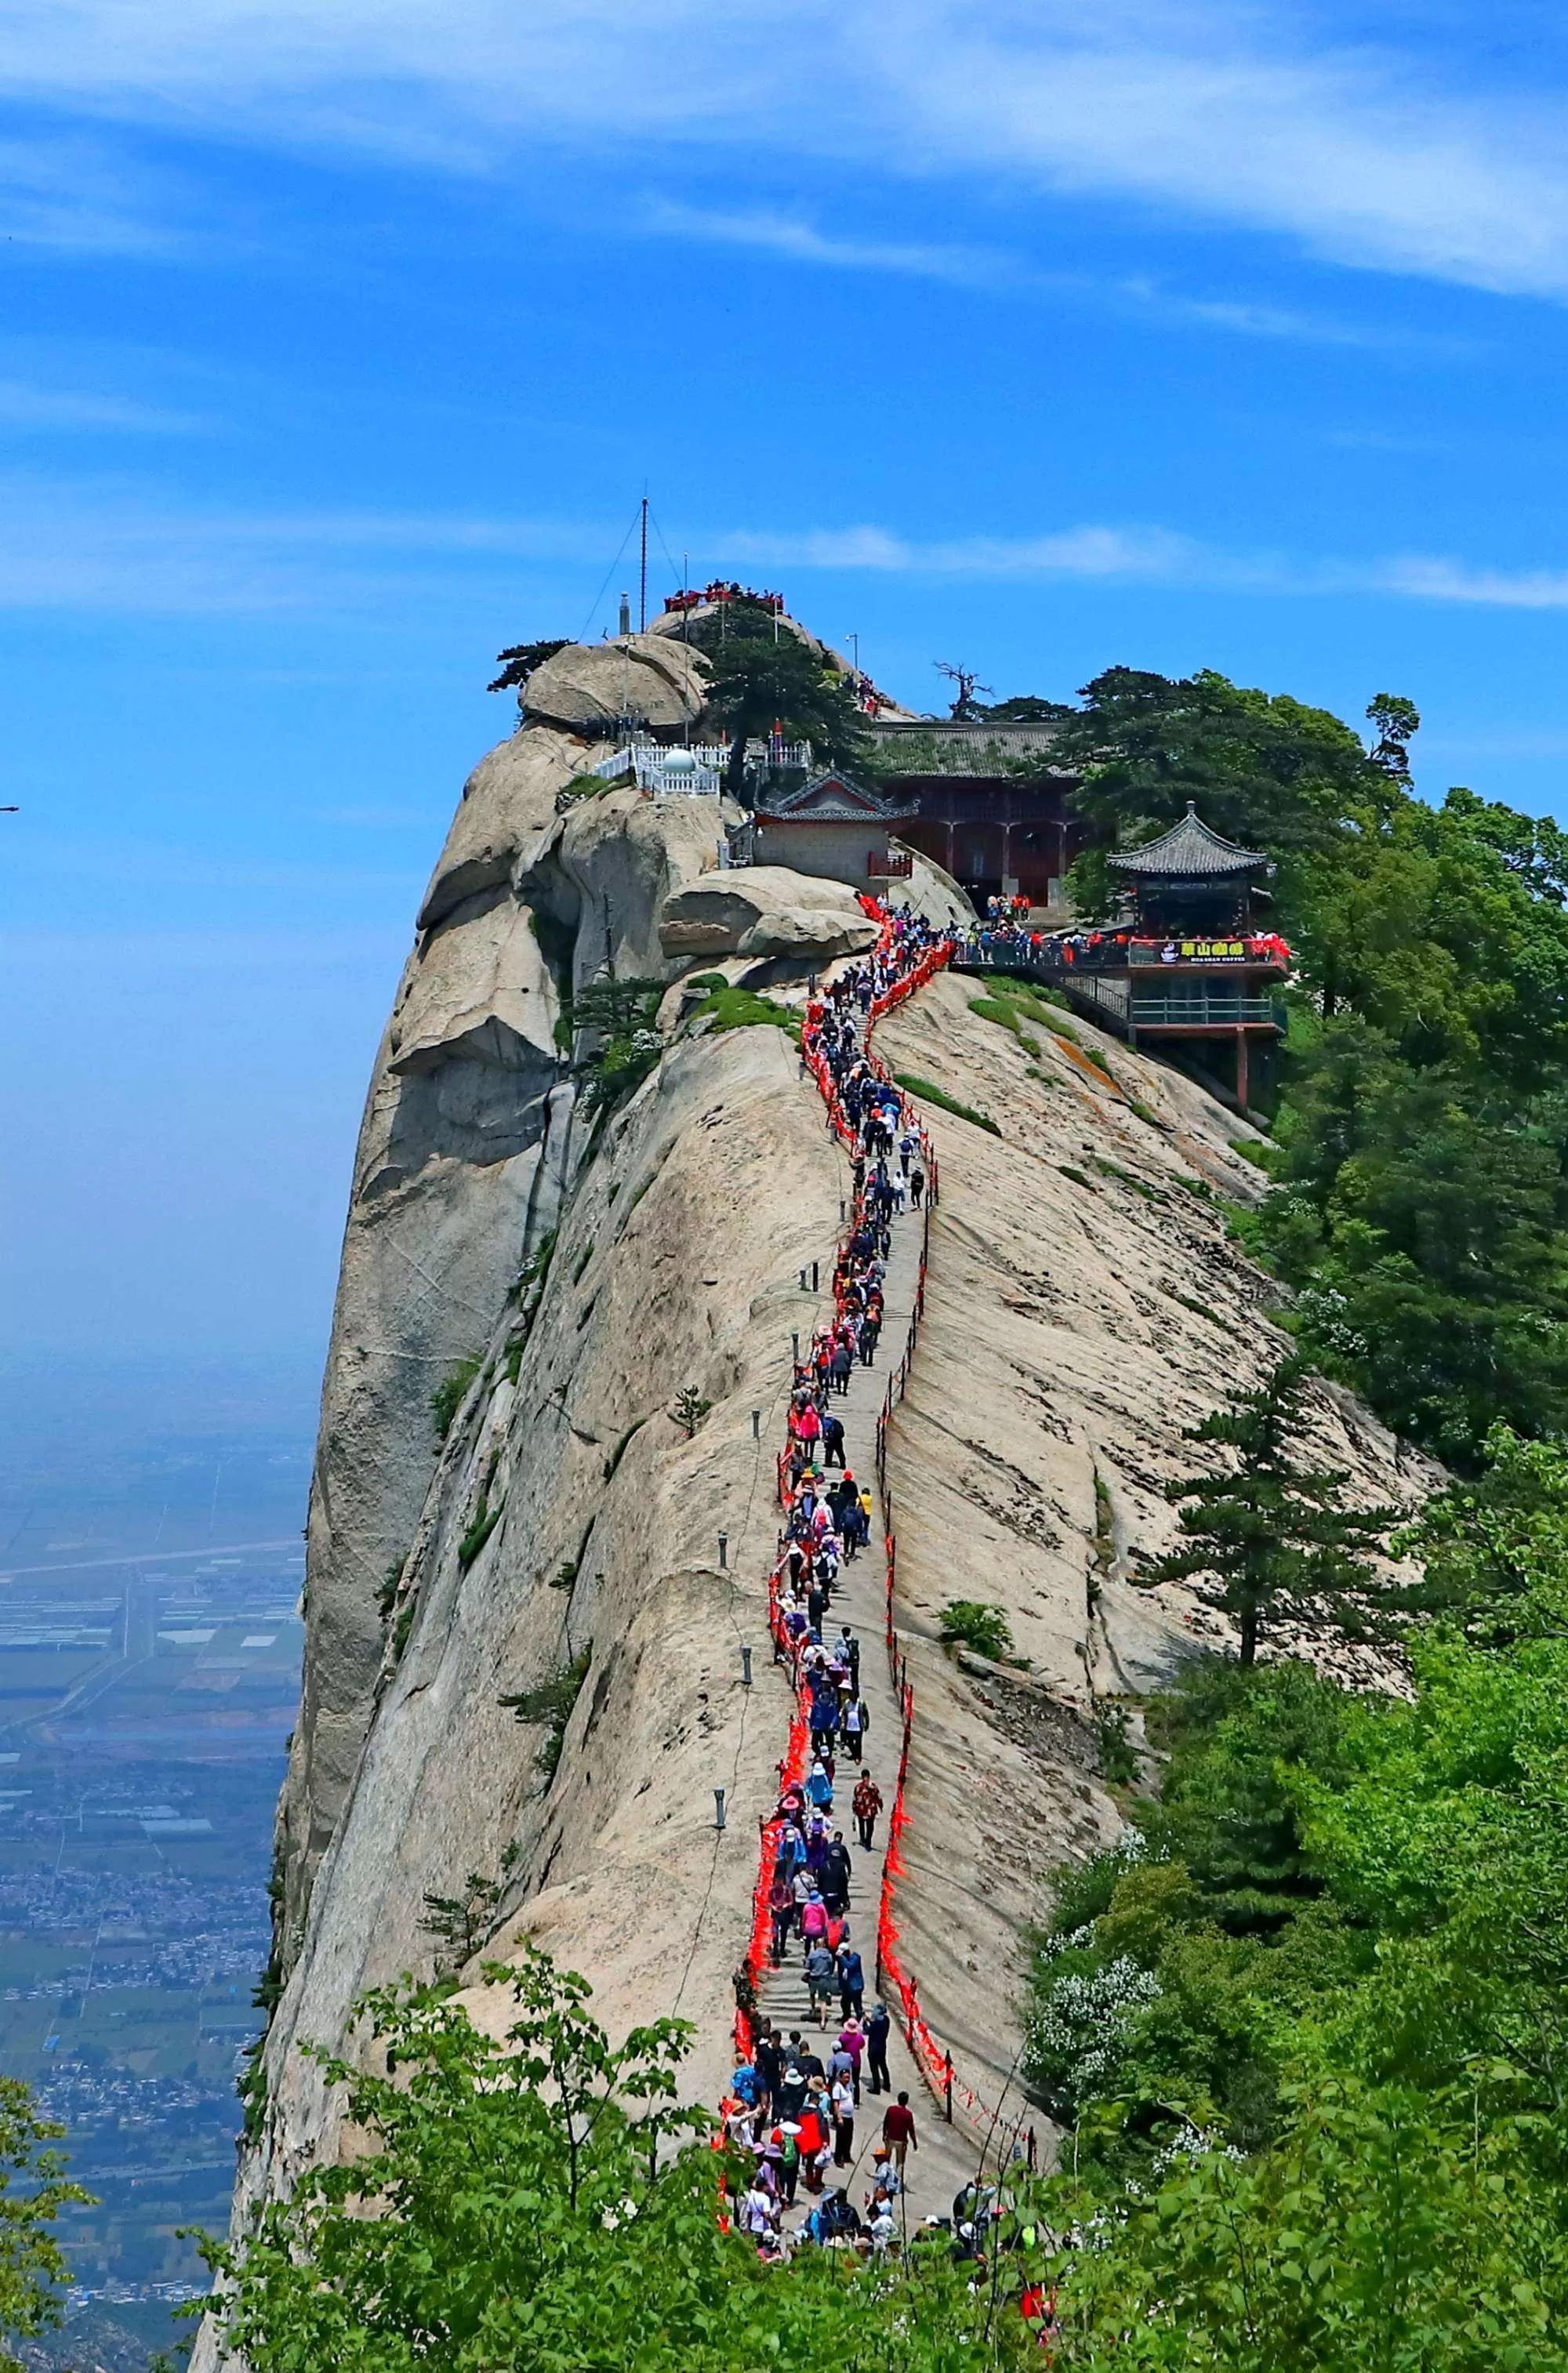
top-left (1131, 993), bottom-right (1288, 1028)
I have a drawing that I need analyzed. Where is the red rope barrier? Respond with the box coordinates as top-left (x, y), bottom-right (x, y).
top-left (731, 905), bottom-right (950, 2063)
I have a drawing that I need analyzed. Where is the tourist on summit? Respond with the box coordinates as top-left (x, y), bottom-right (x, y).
top-left (754, 2026), bottom-right (783, 2110)
top-left (797, 2091), bottom-right (829, 2193)
top-left (865, 2000), bottom-right (891, 2095)
top-left (774, 2122), bottom-right (800, 2206)
top-left (837, 1940), bottom-right (866, 2019)
top-left (841, 1696), bottom-right (866, 1762)
top-left (821, 1830), bottom-right (852, 1910)
top-left (822, 1411), bottom-right (846, 1468)
top-left (800, 1889), bottom-right (829, 1958)
top-left (768, 1867), bottom-right (795, 1964)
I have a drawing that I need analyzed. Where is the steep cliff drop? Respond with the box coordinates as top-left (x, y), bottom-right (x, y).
top-left (209, 696), bottom-right (1432, 2330)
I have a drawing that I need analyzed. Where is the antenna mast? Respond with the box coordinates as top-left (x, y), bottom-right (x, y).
top-left (639, 495), bottom-right (648, 633)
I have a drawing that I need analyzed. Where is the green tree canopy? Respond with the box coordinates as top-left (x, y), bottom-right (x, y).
top-left (691, 612), bottom-right (872, 801)
top-left (0, 2078), bottom-right (93, 2373)
top-left (1141, 1356), bottom-right (1397, 1664)
top-left (201, 1947), bottom-right (1040, 2373)
top-left (1041, 661), bottom-right (1568, 1462)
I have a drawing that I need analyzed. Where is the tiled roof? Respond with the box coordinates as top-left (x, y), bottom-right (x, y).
top-left (754, 770), bottom-right (918, 823)
top-left (1108, 803), bottom-right (1270, 879)
top-left (866, 720), bottom-right (1068, 777)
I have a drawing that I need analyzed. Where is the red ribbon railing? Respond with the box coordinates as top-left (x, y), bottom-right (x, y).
top-left (731, 906), bottom-right (949, 2063)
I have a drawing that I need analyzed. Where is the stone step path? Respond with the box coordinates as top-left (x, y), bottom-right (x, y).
top-left (753, 1180), bottom-right (979, 2236)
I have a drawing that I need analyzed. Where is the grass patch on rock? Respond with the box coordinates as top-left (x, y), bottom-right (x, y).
top-left (894, 1073), bottom-right (1001, 1136)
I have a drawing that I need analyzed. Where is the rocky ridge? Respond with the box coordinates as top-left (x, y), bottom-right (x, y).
top-left (215, 696), bottom-right (1436, 2341)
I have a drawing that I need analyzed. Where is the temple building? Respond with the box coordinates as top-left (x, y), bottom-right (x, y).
top-left (1056, 804), bottom-right (1289, 1112)
top-left (742, 767), bottom-right (920, 889)
top-left (867, 719), bottom-right (1083, 909)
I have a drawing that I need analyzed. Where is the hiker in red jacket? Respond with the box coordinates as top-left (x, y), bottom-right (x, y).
top-left (853, 1771), bottom-right (883, 1849)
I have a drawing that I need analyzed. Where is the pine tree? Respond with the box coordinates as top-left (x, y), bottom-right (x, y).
top-left (699, 631), bottom-right (872, 802)
top-left (1145, 1355), bottom-right (1396, 1664)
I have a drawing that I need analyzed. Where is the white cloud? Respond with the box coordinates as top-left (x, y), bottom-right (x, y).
top-left (2, 5), bottom-right (1568, 297)
top-left (1375, 555), bottom-right (1568, 608)
top-left (724, 521), bottom-right (1234, 584)
top-left (642, 201), bottom-right (1022, 292)
top-left (647, 204), bottom-right (1446, 347)
top-left (0, 132), bottom-right (184, 253)
top-left (0, 379), bottom-right (208, 432)
top-left (2, 474), bottom-right (1568, 619)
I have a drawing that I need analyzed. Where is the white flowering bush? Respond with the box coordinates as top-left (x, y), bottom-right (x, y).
top-left (1024, 1952), bottom-right (1162, 2120)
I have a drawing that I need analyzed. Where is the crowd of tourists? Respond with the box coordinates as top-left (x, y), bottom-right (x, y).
top-left (960, 918), bottom-right (1292, 972)
top-left (718, 903), bottom-right (956, 2260)
top-left (717, 902), bottom-right (1058, 2335)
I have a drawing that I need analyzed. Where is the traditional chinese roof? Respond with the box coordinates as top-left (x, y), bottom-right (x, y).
top-left (753, 768), bottom-right (918, 825)
top-left (866, 720), bottom-right (1068, 777)
top-left (1108, 803), bottom-right (1271, 880)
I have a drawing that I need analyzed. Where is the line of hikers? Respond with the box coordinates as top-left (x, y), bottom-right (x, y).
top-left (725, 905), bottom-right (951, 2261)
top-left (727, 2012), bottom-right (924, 2254)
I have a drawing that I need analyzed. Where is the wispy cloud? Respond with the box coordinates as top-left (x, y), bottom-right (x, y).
top-left (0, 133), bottom-right (185, 254)
top-left (3, 475), bottom-right (1568, 619)
top-left (0, 379), bottom-right (209, 433)
top-left (1111, 278), bottom-right (1472, 354)
top-left (641, 200), bottom-right (1022, 293)
top-left (1374, 555), bottom-right (1568, 609)
top-left (724, 521), bottom-right (1236, 585)
top-left (646, 201), bottom-right (1431, 347)
top-left (2, 4), bottom-right (1568, 299)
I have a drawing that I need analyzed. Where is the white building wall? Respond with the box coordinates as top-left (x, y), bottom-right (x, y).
top-left (750, 821), bottom-right (889, 886)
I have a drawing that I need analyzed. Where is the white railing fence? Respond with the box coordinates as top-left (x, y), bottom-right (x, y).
top-left (588, 741), bottom-right (811, 798)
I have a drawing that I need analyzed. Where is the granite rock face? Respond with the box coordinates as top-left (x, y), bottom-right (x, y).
top-left (521, 633), bottom-right (709, 735)
top-left (658, 868), bottom-right (880, 961)
top-left (274, 734), bottom-right (742, 1958)
top-left (872, 972), bottom-right (1440, 2105)
top-left (213, 747), bottom-right (1439, 2364)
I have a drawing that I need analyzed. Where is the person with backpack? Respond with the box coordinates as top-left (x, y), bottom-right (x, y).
top-left (771, 2122), bottom-right (800, 2207)
top-left (821, 1831), bottom-right (852, 1912)
top-left (830, 2069), bottom-right (856, 2166)
top-left (835, 2015), bottom-right (865, 2103)
top-left (806, 1940), bottom-right (837, 2026)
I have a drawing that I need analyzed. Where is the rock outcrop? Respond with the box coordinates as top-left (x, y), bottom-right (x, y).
top-left (224, 717), bottom-right (1437, 2357)
top-left (277, 738), bottom-right (759, 1957)
top-left (872, 973), bottom-right (1439, 2108)
top-left (521, 632), bottom-right (708, 735)
top-left (658, 869), bottom-right (879, 961)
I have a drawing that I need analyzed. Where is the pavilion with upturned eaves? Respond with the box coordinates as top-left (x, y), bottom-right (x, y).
top-left (1102, 803), bottom-right (1289, 1112)
top-left (985, 803), bottom-right (1292, 1115)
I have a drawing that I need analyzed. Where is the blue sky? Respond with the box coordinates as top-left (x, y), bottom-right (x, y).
top-left (7, 0), bottom-right (1568, 1374)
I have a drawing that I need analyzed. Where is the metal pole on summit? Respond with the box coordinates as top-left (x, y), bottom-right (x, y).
top-left (639, 495), bottom-right (648, 633)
